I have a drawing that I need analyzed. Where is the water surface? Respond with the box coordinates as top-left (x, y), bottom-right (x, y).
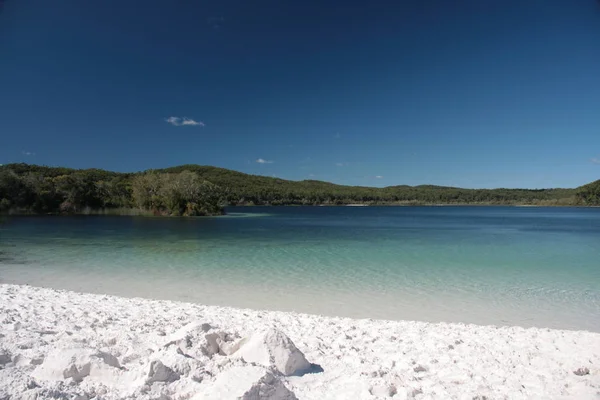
top-left (1, 206), bottom-right (599, 331)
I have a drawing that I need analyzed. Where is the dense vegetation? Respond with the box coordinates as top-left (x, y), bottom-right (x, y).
top-left (576, 179), bottom-right (600, 205)
top-left (0, 164), bottom-right (224, 216)
top-left (154, 165), bottom-right (581, 206)
top-left (0, 163), bottom-right (597, 215)
top-left (131, 171), bottom-right (223, 216)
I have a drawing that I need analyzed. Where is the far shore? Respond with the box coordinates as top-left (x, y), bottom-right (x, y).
top-left (2, 203), bottom-right (598, 218)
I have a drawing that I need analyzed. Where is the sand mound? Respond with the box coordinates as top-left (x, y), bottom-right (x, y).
top-left (235, 328), bottom-right (312, 376)
top-left (32, 348), bottom-right (122, 383)
top-left (193, 366), bottom-right (298, 400)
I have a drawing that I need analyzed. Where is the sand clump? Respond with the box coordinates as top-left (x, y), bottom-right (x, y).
top-left (234, 328), bottom-right (313, 376)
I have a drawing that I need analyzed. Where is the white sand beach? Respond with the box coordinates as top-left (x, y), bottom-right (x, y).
top-left (1, 284), bottom-right (599, 400)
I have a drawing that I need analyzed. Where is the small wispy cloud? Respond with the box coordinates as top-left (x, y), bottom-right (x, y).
top-left (375, 175), bottom-right (383, 179)
top-left (308, 174), bottom-right (316, 177)
top-left (181, 118), bottom-right (204, 126)
top-left (334, 132), bottom-right (341, 139)
top-left (165, 116), bottom-right (205, 127)
top-left (592, 158), bottom-right (600, 165)
top-left (335, 162), bottom-right (349, 167)
top-left (256, 158), bottom-right (274, 164)
top-left (22, 151), bottom-right (35, 156)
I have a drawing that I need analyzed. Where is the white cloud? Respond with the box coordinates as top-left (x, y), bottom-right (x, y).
top-left (165, 116), bottom-right (179, 125)
top-left (165, 116), bottom-right (205, 127)
top-left (22, 151), bottom-right (35, 156)
top-left (335, 162), bottom-right (347, 167)
top-left (592, 158), bottom-right (600, 165)
top-left (182, 118), bottom-right (204, 126)
top-left (256, 158), bottom-right (273, 164)
top-left (375, 175), bottom-right (383, 179)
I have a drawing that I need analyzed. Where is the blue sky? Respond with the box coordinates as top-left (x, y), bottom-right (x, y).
top-left (1, 0), bottom-right (599, 189)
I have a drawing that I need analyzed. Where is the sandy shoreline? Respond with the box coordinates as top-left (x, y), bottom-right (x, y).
top-left (1, 284), bottom-right (599, 399)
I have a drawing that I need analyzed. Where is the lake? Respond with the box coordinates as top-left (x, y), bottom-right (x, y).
top-left (1, 206), bottom-right (599, 331)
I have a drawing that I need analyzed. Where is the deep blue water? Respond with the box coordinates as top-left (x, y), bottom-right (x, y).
top-left (1, 206), bottom-right (599, 331)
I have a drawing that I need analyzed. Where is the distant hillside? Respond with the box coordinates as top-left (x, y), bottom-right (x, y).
top-left (0, 163), bottom-right (596, 215)
top-left (576, 179), bottom-right (600, 205)
top-left (154, 164), bottom-right (579, 206)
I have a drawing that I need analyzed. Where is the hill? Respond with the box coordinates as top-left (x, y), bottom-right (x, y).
top-left (576, 179), bottom-right (600, 205)
top-left (0, 163), bottom-right (595, 215)
top-left (155, 164), bottom-right (579, 206)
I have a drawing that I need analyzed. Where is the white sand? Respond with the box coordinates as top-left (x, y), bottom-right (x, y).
top-left (1, 284), bottom-right (599, 400)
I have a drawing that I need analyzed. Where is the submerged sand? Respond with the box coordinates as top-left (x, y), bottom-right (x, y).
top-left (0, 284), bottom-right (599, 399)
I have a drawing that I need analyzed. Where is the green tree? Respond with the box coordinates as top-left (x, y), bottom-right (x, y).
top-left (576, 180), bottom-right (600, 205)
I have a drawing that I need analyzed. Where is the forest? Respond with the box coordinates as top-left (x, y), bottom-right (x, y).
top-left (0, 163), bottom-right (598, 215)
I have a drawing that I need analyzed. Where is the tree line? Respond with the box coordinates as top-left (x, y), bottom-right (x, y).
top-left (0, 163), bottom-right (598, 215)
top-left (0, 164), bottom-right (225, 216)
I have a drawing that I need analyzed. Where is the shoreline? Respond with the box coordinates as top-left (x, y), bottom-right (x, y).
top-left (1, 268), bottom-right (597, 333)
top-left (2, 203), bottom-right (599, 218)
top-left (1, 284), bottom-right (599, 399)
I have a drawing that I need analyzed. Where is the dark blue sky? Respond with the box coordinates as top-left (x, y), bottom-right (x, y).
top-left (1, 0), bottom-right (599, 188)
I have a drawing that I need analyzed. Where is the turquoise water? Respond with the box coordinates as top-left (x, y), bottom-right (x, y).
top-left (1, 206), bottom-right (599, 331)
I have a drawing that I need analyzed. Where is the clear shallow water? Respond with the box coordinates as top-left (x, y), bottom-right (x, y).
top-left (1, 206), bottom-right (599, 331)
